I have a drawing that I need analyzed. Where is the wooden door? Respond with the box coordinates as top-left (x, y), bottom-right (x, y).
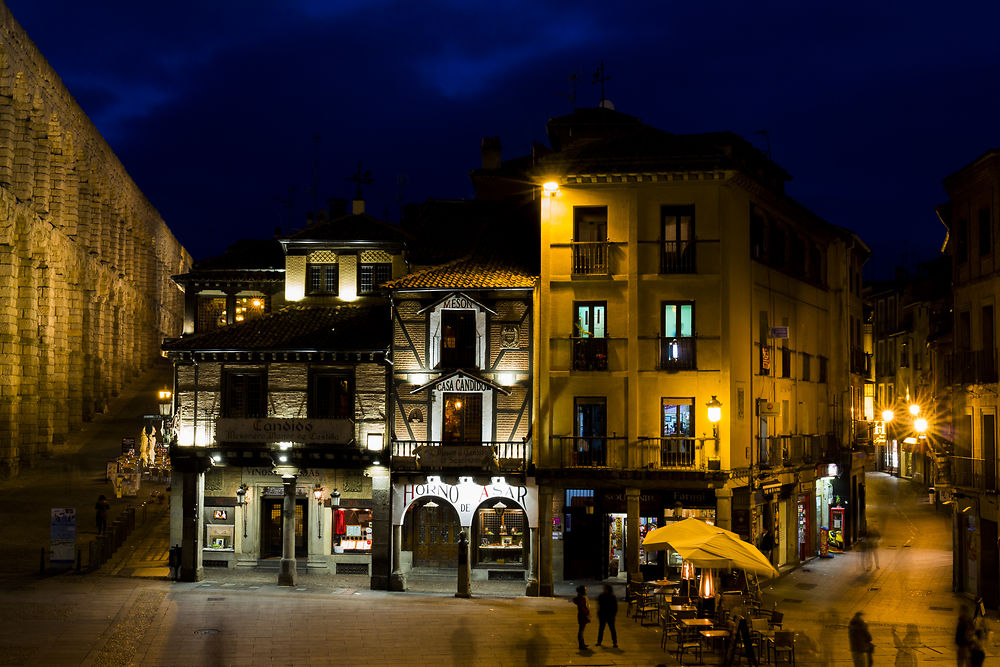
top-left (260, 499), bottom-right (307, 558)
top-left (411, 501), bottom-right (460, 567)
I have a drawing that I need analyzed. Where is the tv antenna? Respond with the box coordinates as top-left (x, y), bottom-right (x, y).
top-left (346, 161), bottom-right (373, 200)
top-left (592, 61), bottom-right (611, 106)
top-left (555, 73), bottom-right (577, 110)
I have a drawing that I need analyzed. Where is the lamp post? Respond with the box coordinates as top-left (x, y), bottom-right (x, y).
top-left (236, 483), bottom-right (250, 538)
top-left (313, 484), bottom-right (325, 539)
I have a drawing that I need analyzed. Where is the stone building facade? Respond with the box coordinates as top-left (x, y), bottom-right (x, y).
top-left (0, 5), bottom-right (190, 476)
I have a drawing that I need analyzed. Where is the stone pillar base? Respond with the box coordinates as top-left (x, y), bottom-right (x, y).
top-left (389, 571), bottom-right (407, 591)
top-left (525, 578), bottom-right (540, 597)
top-left (278, 558), bottom-right (297, 586)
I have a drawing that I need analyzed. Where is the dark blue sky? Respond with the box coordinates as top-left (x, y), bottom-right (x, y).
top-left (8, 1), bottom-right (1000, 272)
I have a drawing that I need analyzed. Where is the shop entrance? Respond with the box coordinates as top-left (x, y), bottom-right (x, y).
top-left (260, 498), bottom-right (307, 558)
top-left (564, 506), bottom-right (601, 580)
top-left (407, 498), bottom-right (461, 567)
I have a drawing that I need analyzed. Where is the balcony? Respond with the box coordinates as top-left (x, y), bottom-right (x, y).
top-left (572, 337), bottom-right (608, 371)
top-left (658, 337), bottom-right (696, 370)
top-left (391, 440), bottom-right (528, 474)
top-left (954, 349), bottom-right (998, 384)
top-left (636, 436), bottom-right (702, 468)
top-left (757, 434), bottom-right (831, 467)
top-left (553, 435), bottom-right (627, 468)
top-left (571, 241), bottom-right (609, 275)
top-left (949, 456), bottom-right (997, 492)
top-left (661, 241), bottom-right (696, 273)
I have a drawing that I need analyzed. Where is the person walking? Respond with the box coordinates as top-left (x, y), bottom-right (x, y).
top-left (95, 494), bottom-right (110, 535)
top-left (849, 611), bottom-right (875, 667)
top-left (572, 585), bottom-right (591, 650)
top-left (969, 613), bottom-right (988, 667)
top-left (595, 583), bottom-right (618, 648)
top-left (956, 605), bottom-right (974, 667)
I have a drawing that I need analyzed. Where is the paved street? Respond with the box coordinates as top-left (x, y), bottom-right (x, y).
top-left (0, 367), bottom-right (994, 665)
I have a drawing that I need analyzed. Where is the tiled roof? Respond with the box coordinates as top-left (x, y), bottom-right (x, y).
top-left (162, 304), bottom-right (389, 352)
top-left (285, 213), bottom-right (409, 243)
top-left (383, 256), bottom-right (537, 290)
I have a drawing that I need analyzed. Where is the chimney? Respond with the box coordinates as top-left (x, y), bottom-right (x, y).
top-left (352, 198), bottom-right (365, 215)
top-left (481, 136), bottom-right (502, 170)
top-left (328, 197), bottom-right (348, 218)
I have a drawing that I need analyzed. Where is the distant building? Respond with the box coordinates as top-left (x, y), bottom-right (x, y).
top-left (164, 198), bottom-right (405, 585)
top-left (936, 149), bottom-right (1000, 607)
top-left (474, 106), bottom-right (871, 591)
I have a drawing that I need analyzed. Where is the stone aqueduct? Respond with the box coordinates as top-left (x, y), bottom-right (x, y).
top-left (0, 5), bottom-right (190, 477)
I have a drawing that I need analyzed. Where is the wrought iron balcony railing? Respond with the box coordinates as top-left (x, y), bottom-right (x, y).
top-left (658, 337), bottom-right (696, 370)
top-left (391, 440), bottom-right (528, 474)
top-left (953, 349), bottom-right (998, 384)
top-left (571, 241), bottom-right (609, 275)
top-left (948, 455), bottom-right (997, 491)
top-left (661, 241), bottom-right (696, 273)
top-left (572, 337), bottom-right (608, 371)
top-left (636, 436), bottom-right (701, 468)
top-left (552, 435), bottom-right (627, 468)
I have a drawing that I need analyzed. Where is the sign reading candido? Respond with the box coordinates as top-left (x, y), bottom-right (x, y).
top-left (215, 418), bottom-right (353, 444)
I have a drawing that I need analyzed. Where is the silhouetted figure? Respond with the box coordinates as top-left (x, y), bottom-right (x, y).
top-left (849, 611), bottom-right (874, 667)
top-left (572, 585), bottom-right (591, 650)
top-left (956, 605), bottom-right (974, 667)
top-left (95, 494), bottom-right (110, 535)
top-left (970, 615), bottom-right (988, 667)
top-left (758, 528), bottom-right (776, 565)
top-left (596, 583), bottom-right (618, 648)
top-left (523, 622), bottom-right (549, 667)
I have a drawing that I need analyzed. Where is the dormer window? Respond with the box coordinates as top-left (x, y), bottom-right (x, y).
top-left (426, 293), bottom-right (489, 370)
top-left (359, 262), bottom-right (391, 294)
top-left (440, 311), bottom-right (476, 368)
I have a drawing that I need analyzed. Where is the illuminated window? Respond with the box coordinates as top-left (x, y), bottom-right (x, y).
top-left (307, 263), bottom-right (338, 295)
top-left (234, 296), bottom-right (267, 323)
top-left (223, 371), bottom-right (266, 418)
top-left (310, 372), bottom-right (353, 418)
top-left (359, 263), bottom-right (391, 294)
top-left (660, 302), bottom-right (695, 370)
top-left (196, 296), bottom-right (227, 332)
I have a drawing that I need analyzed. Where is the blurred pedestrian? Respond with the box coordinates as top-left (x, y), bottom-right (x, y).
top-left (759, 527), bottom-right (775, 564)
top-left (867, 523), bottom-right (882, 570)
top-left (956, 605), bottom-right (974, 667)
top-left (970, 613), bottom-right (988, 667)
top-left (849, 611), bottom-right (874, 667)
top-left (892, 624), bottom-right (920, 667)
top-left (572, 585), bottom-right (591, 650)
top-left (95, 494), bottom-right (110, 535)
top-left (596, 583), bottom-right (618, 648)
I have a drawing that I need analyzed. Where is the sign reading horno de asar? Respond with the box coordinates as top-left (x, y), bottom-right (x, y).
top-left (215, 418), bottom-right (353, 444)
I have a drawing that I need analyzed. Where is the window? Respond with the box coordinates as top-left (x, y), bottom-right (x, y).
top-left (197, 296), bottom-right (227, 332)
top-left (307, 263), bottom-right (339, 295)
top-left (572, 207), bottom-right (608, 274)
top-left (750, 205), bottom-right (765, 260)
top-left (661, 398), bottom-right (695, 466)
top-left (660, 302), bottom-right (695, 370)
top-left (780, 344), bottom-right (791, 378)
top-left (440, 311), bottom-right (477, 368)
top-left (661, 205), bottom-right (695, 273)
top-left (818, 356), bottom-right (828, 383)
top-left (574, 397), bottom-right (607, 466)
top-left (769, 225), bottom-right (786, 268)
top-left (980, 208), bottom-right (992, 257)
top-left (443, 393), bottom-right (483, 443)
top-left (801, 352), bottom-right (811, 381)
top-left (573, 302), bottom-right (607, 370)
top-left (475, 504), bottom-right (524, 565)
top-left (310, 372), bottom-right (353, 418)
top-left (900, 343), bottom-right (909, 369)
top-left (334, 507), bottom-right (374, 553)
top-left (359, 263), bottom-right (391, 294)
top-left (223, 371), bottom-right (266, 418)
top-left (956, 218), bottom-right (969, 263)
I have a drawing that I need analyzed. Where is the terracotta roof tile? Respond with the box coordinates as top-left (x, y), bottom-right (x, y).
top-left (162, 304), bottom-right (389, 352)
top-left (383, 256), bottom-right (536, 290)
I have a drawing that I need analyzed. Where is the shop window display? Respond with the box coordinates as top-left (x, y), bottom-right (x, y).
top-left (204, 506), bottom-right (235, 550)
top-left (333, 507), bottom-right (373, 553)
top-left (476, 505), bottom-right (524, 565)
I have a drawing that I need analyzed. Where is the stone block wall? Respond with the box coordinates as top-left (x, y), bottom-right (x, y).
top-left (0, 6), bottom-right (191, 476)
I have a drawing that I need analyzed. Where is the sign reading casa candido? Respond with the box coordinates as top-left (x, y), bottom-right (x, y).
top-left (215, 418), bottom-right (353, 444)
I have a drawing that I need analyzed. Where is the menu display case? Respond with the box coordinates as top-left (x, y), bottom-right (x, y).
top-left (204, 506), bottom-right (235, 551)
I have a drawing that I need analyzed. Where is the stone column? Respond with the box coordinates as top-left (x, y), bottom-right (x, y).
top-left (179, 469), bottom-right (204, 582)
top-left (389, 523), bottom-right (406, 591)
top-left (225, 291), bottom-right (237, 326)
top-left (538, 485), bottom-right (554, 596)
top-left (626, 487), bottom-right (640, 580)
top-left (456, 530), bottom-right (471, 598)
top-left (370, 466), bottom-right (391, 590)
top-left (278, 474), bottom-right (297, 586)
top-left (525, 526), bottom-right (539, 596)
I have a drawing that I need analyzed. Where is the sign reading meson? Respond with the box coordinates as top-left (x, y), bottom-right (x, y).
top-left (215, 418), bottom-right (353, 444)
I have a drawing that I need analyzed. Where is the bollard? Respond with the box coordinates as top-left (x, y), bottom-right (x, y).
top-left (456, 531), bottom-right (471, 598)
top-left (39, 547), bottom-right (45, 574)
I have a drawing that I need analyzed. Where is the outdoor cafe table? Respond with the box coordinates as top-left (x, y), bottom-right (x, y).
top-left (700, 629), bottom-right (730, 653)
top-left (669, 604), bottom-right (698, 614)
top-left (681, 618), bottom-right (714, 629)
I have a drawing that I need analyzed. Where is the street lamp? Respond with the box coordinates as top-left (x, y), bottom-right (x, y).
top-left (882, 409), bottom-right (894, 423)
top-left (313, 484), bottom-right (325, 538)
top-left (914, 417), bottom-right (928, 435)
top-left (706, 396), bottom-right (722, 439)
top-left (909, 403), bottom-right (920, 417)
top-left (158, 389), bottom-right (172, 417)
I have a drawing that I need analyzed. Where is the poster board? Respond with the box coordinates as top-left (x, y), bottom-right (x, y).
top-left (723, 617), bottom-right (758, 667)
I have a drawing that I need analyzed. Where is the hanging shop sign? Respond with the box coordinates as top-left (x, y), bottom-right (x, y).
top-left (215, 418), bottom-right (353, 444)
top-left (769, 326), bottom-right (789, 339)
top-left (415, 445), bottom-right (497, 469)
top-left (757, 399), bottom-right (780, 417)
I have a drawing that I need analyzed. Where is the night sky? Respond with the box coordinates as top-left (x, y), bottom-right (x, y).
top-left (7, 2), bottom-right (1000, 275)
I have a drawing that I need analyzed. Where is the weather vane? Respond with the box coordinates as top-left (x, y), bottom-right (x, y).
top-left (592, 61), bottom-right (611, 106)
top-left (346, 161), bottom-right (373, 200)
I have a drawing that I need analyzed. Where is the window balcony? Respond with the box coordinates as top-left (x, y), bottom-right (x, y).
top-left (954, 349), bottom-right (998, 384)
top-left (390, 439), bottom-right (528, 474)
top-left (660, 241), bottom-right (696, 273)
top-left (949, 456), bottom-right (997, 492)
top-left (572, 337), bottom-right (608, 371)
top-left (636, 437), bottom-right (700, 468)
top-left (571, 241), bottom-right (609, 275)
top-left (658, 337), bottom-right (696, 370)
top-left (553, 435), bottom-right (627, 468)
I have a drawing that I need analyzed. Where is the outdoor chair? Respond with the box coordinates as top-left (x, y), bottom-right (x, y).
top-left (768, 609), bottom-right (784, 630)
top-left (637, 590), bottom-right (660, 626)
top-left (625, 578), bottom-right (642, 617)
top-left (676, 623), bottom-right (703, 665)
top-left (770, 630), bottom-right (795, 665)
